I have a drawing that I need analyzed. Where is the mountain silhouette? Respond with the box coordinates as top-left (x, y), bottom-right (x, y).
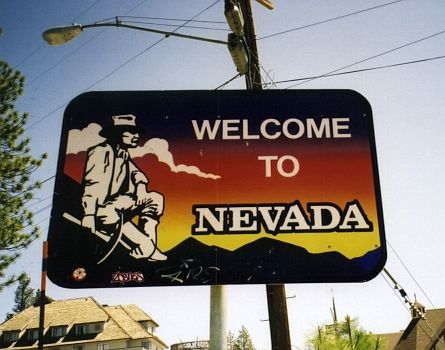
top-left (47, 174), bottom-right (385, 288)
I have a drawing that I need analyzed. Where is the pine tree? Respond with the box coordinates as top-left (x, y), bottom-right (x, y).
top-left (0, 61), bottom-right (46, 290)
top-left (5, 273), bottom-right (38, 320)
top-left (233, 325), bottom-right (256, 350)
top-left (305, 315), bottom-right (385, 350)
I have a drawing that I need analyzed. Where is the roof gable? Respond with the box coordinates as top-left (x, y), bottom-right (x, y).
top-left (395, 308), bottom-right (445, 350)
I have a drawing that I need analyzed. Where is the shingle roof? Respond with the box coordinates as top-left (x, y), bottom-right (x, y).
top-left (394, 308), bottom-right (445, 350)
top-left (0, 297), bottom-right (166, 349)
top-left (1, 298), bottom-right (108, 331)
top-left (103, 305), bottom-right (148, 339)
top-left (119, 304), bottom-right (159, 327)
top-left (379, 331), bottom-right (403, 350)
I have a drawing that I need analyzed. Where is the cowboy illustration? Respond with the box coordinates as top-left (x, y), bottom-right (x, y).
top-left (80, 114), bottom-right (167, 262)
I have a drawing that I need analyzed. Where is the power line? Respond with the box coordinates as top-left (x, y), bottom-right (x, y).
top-left (263, 54), bottom-right (445, 86)
top-left (118, 15), bottom-right (226, 24)
top-left (26, 2), bottom-right (150, 87)
top-left (120, 20), bottom-right (229, 32)
top-left (15, 44), bottom-right (46, 69)
top-left (285, 29), bottom-right (445, 88)
top-left (258, 0), bottom-right (407, 40)
top-left (380, 273), bottom-right (445, 347)
top-left (82, 0), bottom-right (222, 91)
top-left (215, 73), bottom-right (241, 89)
top-left (27, 28), bottom-right (108, 87)
top-left (387, 240), bottom-right (436, 308)
top-left (26, 1), bottom-right (222, 130)
top-left (15, 0), bottom-right (104, 69)
top-left (72, 0), bottom-right (103, 22)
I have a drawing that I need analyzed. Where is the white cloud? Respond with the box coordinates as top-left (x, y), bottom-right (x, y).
top-left (131, 138), bottom-right (221, 180)
top-left (66, 123), bottom-right (221, 180)
top-left (66, 123), bottom-right (105, 154)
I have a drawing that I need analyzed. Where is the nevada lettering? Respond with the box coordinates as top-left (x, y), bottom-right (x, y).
top-left (191, 200), bottom-right (372, 235)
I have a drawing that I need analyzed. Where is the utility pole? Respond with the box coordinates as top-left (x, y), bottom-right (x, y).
top-left (237, 1), bottom-right (292, 349)
top-left (38, 241), bottom-right (48, 350)
top-left (238, 0), bottom-right (262, 90)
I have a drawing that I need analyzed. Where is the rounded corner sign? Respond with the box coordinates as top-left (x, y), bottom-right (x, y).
top-left (47, 89), bottom-right (386, 288)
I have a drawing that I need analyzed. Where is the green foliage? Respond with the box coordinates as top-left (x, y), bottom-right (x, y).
top-left (5, 272), bottom-right (39, 320)
top-left (232, 325), bottom-right (256, 350)
top-left (0, 61), bottom-right (46, 290)
top-left (305, 315), bottom-right (385, 350)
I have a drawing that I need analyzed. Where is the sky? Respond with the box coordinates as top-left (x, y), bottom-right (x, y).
top-left (1, 0), bottom-right (445, 349)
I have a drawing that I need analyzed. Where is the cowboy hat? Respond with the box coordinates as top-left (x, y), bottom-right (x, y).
top-left (99, 114), bottom-right (145, 138)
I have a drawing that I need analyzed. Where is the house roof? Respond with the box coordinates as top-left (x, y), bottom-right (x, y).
top-left (378, 332), bottom-right (403, 350)
top-left (118, 304), bottom-right (159, 327)
top-left (0, 297), bottom-right (167, 349)
top-left (393, 308), bottom-right (445, 350)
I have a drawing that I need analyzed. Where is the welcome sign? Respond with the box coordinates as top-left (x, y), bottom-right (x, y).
top-left (47, 90), bottom-right (386, 288)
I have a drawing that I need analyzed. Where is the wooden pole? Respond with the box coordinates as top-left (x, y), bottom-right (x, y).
top-left (239, 1), bottom-right (292, 348)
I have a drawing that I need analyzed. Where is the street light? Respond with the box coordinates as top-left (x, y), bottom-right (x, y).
top-left (43, 25), bottom-right (83, 46)
top-left (42, 19), bottom-right (228, 46)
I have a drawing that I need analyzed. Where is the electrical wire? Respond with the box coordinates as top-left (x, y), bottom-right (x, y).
top-left (72, 0), bottom-right (103, 23)
top-left (119, 15), bottom-right (226, 24)
top-left (15, 44), bottom-right (46, 69)
top-left (258, 0), bottom-right (407, 40)
top-left (82, 0), bottom-right (222, 91)
top-left (215, 73), bottom-right (241, 89)
top-left (285, 29), bottom-right (445, 88)
top-left (387, 240), bottom-right (436, 308)
top-left (119, 20), bottom-right (229, 32)
top-left (26, 102), bottom-right (66, 130)
top-left (26, 194), bottom-right (53, 209)
top-left (27, 28), bottom-right (108, 87)
top-left (14, 0), bottom-right (103, 69)
top-left (260, 65), bottom-right (278, 89)
top-left (380, 272), bottom-right (445, 347)
top-left (27, 1), bottom-right (222, 129)
top-left (26, 2), bottom-right (150, 87)
top-left (262, 54), bottom-right (445, 86)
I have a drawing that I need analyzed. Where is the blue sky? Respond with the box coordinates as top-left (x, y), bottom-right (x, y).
top-left (1, 1), bottom-right (445, 349)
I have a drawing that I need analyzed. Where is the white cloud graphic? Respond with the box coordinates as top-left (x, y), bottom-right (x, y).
top-left (131, 138), bottom-right (221, 180)
top-left (66, 123), bottom-right (221, 180)
top-left (66, 123), bottom-right (105, 154)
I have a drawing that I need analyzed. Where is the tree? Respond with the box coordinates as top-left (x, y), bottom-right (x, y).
top-left (228, 331), bottom-right (235, 350)
top-left (305, 315), bottom-right (385, 350)
top-left (233, 325), bottom-right (256, 350)
top-left (0, 61), bottom-right (46, 290)
top-left (5, 273), bottom-right (38, 320)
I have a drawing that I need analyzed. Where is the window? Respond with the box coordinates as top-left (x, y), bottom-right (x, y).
top-left (75, 322), bottom-right (104, 335)
top-left (97, 343), bottom-right (108, 350)
top-left (51, 326), bottom-right (67, 337)
top-left (28, 329), bottom-right (39, 341)
top-left (93, 323), bottom-right (104, 333)
top-left (75, 324), bottom-right (89, 335)
top-left (139, 321), bottom-right (156, 334)
top-left (4, 331), bottom-right (19, 342)
top-left (141, 341), bottom-right (151, 350)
